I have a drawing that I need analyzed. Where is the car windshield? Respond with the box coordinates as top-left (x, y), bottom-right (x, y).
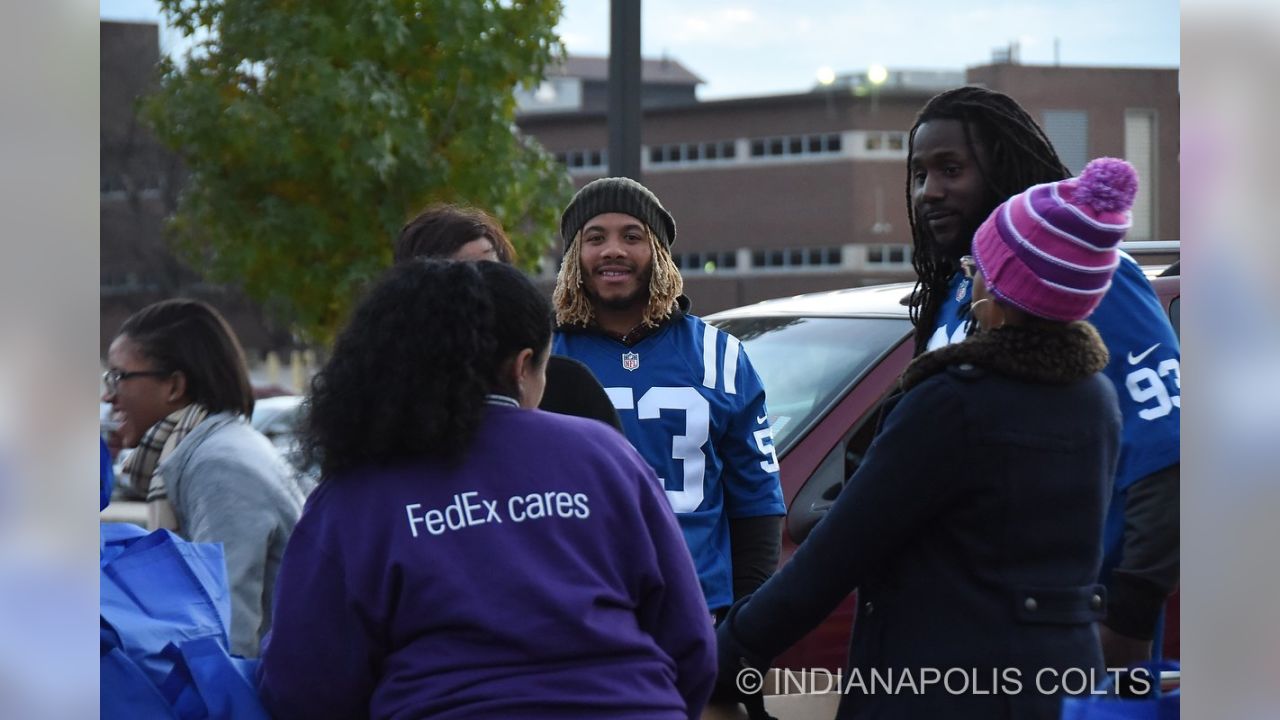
top-left (709, 316), bottom-right (911, 453)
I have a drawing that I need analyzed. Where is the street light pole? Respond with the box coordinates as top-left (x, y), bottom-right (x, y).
top-left (868, 63), bottom-right (888, 115)
top-left (608, 0), bottom-right (642, 180)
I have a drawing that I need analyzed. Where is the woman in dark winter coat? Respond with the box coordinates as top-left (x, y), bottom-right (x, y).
top-left (715, 158), bottom-right (1140, 719)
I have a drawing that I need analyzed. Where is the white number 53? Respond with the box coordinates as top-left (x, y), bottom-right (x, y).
top-left (1125, 359), bottom-right (1181, 420)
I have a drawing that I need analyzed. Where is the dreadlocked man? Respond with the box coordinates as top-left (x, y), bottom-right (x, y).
top-left (906, 85), bottom-right (1071, 353)
top-left (906, 86), bottom-right (1181, 668)
top-left (552, 177), bottom-right (786, 620)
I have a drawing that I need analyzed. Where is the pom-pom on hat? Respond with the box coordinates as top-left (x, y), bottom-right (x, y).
top-left (560, 177), bottom-right (676, 254)
top-left (972, 157), bottom-right (1139, 323)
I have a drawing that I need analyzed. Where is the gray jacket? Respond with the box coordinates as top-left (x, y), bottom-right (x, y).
top-left (159, 411), bottom-right (308, 657)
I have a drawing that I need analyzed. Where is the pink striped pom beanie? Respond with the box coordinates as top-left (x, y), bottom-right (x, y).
top-left (972, 157), bottom-right (1139, 322)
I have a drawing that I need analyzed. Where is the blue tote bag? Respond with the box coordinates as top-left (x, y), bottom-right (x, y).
top-left (101, 527), bottom-right (269, 718)
top-left (100, 528), bottom-right (231, 687)
top-left (101, 617), bottom-right (180, 720)
top-left (159, 637), bottom-right (269, 720)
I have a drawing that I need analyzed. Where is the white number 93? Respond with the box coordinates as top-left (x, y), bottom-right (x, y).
top-left (1125, 359), bottom-right (1181, 420)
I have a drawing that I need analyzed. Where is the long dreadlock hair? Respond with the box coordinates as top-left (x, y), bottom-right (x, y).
top-left (906, 86), bottom-right (1072, 355)
top-left (553, 226), bottom-right (683, 329)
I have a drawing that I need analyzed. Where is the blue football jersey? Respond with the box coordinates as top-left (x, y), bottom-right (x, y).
top-left (929, 253), bottom-right (1181, 566)
top-left (925, 272), bottom-right (976, 352)
top-left (553, 314), bottom-right (786, 611)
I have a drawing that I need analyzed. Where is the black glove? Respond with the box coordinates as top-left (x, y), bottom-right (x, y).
top-left (713, 602), bottom-right (779, 720)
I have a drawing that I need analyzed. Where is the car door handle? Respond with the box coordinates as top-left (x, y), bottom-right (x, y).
top-left (809, 481), bottom-right (844, 514)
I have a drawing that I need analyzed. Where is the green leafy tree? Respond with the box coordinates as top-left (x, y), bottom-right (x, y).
top-left (145, 0), bottom-right (571, 343)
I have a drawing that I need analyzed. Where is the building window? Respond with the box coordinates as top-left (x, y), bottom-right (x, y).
top-left (1042, 110), bottom-right (1089, 175)
top-left (644, 140), bottom-right (747, 167)
top-left (1124, 110), bottom-right (1156, 240)
top-left (743, 132), bottom-right (845, 161)
top-left (557, 148), bottom-right (606, 171)
top-left (866, 244), bottom-right (911, 266)
top-left (642, 131), bottom-right (852, 172)
top-left (737, 246), bottom-right (846, 271)
top-left (861, 131), bottom-right (905, 154)
top-left (675, 250), bottom-right (740, 273)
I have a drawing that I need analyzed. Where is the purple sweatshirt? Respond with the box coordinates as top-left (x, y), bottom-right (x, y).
top-left (257, 405), bottom-right (715, 720)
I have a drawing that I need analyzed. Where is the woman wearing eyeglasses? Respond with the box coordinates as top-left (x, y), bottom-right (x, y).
top-left (102, 299), bottom-right (306, 658)
top-left (715, 159), bottom-right (1139, 720)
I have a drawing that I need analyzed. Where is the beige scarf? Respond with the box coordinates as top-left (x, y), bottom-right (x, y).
top-left (121, 403), bottom-right (208, 531)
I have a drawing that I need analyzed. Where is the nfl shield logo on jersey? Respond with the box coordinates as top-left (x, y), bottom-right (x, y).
top-left (621, 352), bottom-right (640, 371)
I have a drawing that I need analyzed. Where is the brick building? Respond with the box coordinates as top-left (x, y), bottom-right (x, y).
top-left (103, 21), bottom-right (1178, 333)
top-left (519, 62), bottom-right (1179, 314)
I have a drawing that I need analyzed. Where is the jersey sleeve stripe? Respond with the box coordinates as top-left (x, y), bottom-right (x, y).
top-left (702, 324), bottom-right (718, 390)
top-left (723, 335), bottom-right (740, 395)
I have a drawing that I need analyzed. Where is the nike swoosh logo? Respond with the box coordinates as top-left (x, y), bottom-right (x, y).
top-left (756, 415), bottom-right (769, 425)
top-left (1128, 343), bottom-right (1161, 365)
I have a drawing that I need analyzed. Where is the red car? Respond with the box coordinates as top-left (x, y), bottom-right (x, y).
top-left (706, 265), bottom-right (1180, 671)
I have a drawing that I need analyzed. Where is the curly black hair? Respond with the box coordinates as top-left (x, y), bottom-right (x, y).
top-left (303, 259), bottom-right (552, 478)
top-left (906, 86), bottom-right (1071, 355)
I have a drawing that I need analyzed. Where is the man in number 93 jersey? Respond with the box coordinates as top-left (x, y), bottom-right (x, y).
top-left (551, 177), bottom-right (786, 614)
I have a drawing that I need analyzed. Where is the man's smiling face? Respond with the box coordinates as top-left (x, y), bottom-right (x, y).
top-left (578, 212), bottom-right (654, 311)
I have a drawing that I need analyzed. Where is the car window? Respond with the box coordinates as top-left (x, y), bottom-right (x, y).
top-left (708, 316), bottom-right (911, 453)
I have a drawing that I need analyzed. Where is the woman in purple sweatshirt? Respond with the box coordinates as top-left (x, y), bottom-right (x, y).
top-left (257, 260), bottom-right (715, 720)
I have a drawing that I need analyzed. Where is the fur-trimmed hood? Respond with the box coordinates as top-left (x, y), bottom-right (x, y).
top-left (901, 321), bottom-right (1109, 392)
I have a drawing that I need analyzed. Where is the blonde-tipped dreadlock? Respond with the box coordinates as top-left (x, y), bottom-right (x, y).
top-left (553, 226), bottom-right (684, 329)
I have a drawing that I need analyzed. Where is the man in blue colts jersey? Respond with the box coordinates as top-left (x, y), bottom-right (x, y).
top-left (551, 177), bottom-right (786, 618)
top-left (905, 87), bottom-right (1180, 667)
